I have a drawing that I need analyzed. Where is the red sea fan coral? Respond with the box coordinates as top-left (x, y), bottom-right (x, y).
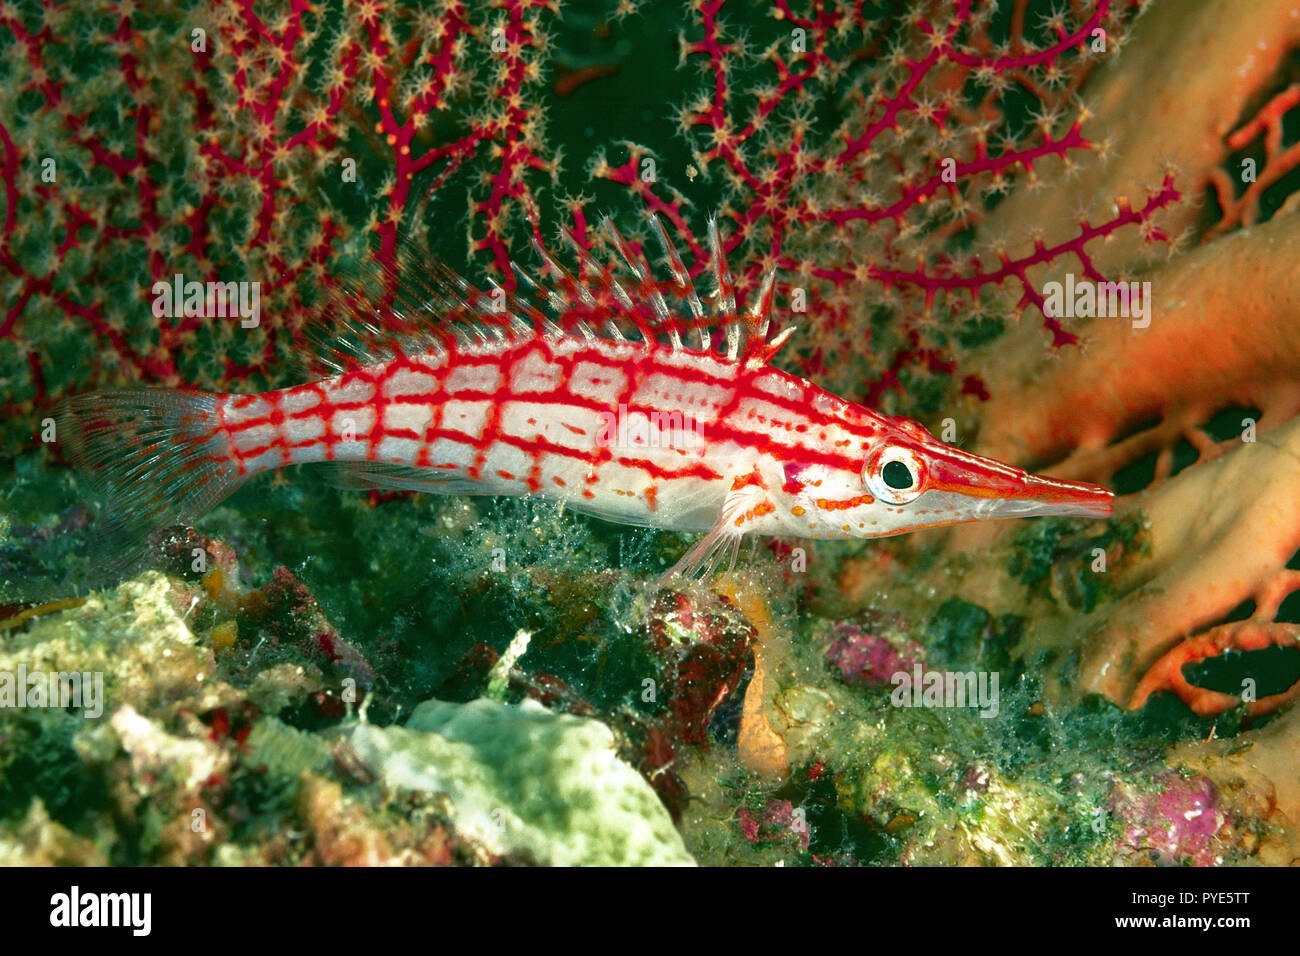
top-left (1, 0), bottom-right (1178, 449)
top-left (593, 0), bottom-right (1179, 409)
top-left (0, 0), bottom-right (557, 436)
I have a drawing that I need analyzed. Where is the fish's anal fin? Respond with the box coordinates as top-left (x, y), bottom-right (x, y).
top-left (321, 461), bottom-right (524, 497)
top-left (659, 482), bottom-right (771, 584)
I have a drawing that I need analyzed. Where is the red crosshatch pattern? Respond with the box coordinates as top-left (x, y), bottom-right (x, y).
top-left (213, 326), bottom-right (892, 534)
top-left (54, 214), bottom-right (1114, 580)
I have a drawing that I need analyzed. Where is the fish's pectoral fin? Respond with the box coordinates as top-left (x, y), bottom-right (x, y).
top-left (659, 484), bottom-right (768, 584)
top-left (660, 520), bottom-right (744, 584)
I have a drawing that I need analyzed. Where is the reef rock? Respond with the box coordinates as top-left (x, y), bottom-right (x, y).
top-left (348, 697), bottom-right (694, 866)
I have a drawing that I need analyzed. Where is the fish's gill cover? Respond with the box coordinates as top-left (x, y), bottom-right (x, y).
top-left (2, 0), bottom-right (1180, 451)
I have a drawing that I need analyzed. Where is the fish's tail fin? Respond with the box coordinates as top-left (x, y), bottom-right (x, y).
top-left (53, 389), bottom-right (245, 574)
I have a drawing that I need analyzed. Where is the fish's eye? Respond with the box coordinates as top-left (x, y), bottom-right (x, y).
top-left (882, 459), bottom-right (914, 490)
top-left (865, 445), bottom-right (926, 504)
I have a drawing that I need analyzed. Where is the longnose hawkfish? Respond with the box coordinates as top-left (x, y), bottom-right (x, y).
top-left (56, 215), bottom-right (1113, 580)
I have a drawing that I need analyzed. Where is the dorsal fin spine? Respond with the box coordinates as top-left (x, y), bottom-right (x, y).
top-left (706, 219), bottom-right (742, 360)
top-left (749, 268), bottom-right (776, 342)
top-left (648, 214), bottom-right (709, 352)
top-left (306, 215), bottom-right (794, 377)
top-left (558, 226), bottom-right (650, 342)
top-left (603, 216), bottom-right (681, 351)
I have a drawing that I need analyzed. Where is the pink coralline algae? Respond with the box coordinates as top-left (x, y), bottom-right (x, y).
top-left (824, 618), bottom-right (924, 687)
top-left (645, 591), bottom-right (754, 745)
top-left (738, 798), bottom-right (811, 852)
top-left (1110, 773), bottom-right (1226, 867)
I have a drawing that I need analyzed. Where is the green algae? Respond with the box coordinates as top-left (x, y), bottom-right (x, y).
top-left (0, 494), bottom-right (1273, 866)
top-left (687, 583), bottom-right (1264, 867)
top-left (0, 559), bottom-right (693, 864)
top-left (927, 598), bottom-right (992, 669)
top-left (0, 445), bottom-right (1277, 867)
top-left (1007, 512), bottom-right (1147, 612)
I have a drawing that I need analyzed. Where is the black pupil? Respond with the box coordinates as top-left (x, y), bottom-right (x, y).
top-left (882, 459), bottom-right (914, 490)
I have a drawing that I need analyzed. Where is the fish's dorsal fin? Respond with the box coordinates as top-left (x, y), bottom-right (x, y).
top-left (300, 234), bottom-right (527, 378)
top-left (301, 215), bottom-right (792, 377)
top-left (526, 213), bottom-right (789, 363)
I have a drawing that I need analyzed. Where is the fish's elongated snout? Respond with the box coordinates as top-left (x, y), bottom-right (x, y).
top-left (924, 444), bottom-right (1114, 521)
top-left (973, 472), bottom-right (1114, 520)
